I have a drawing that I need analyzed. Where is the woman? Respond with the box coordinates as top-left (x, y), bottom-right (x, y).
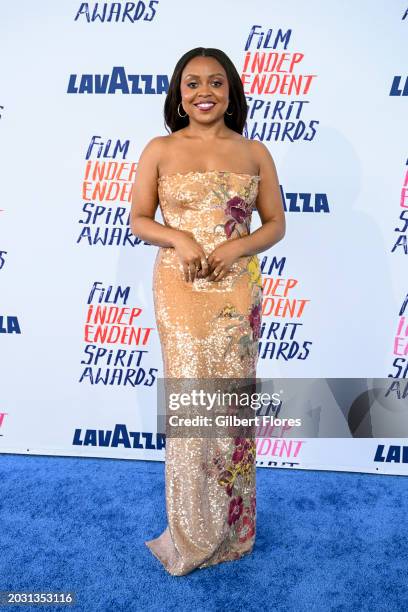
top-left (130, 47), bottom-right (285, 575)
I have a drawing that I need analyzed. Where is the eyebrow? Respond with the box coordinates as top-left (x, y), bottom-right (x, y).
top-left (183, 72), bottom-right (225, 78)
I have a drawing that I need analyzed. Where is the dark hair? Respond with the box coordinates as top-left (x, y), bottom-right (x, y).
top-left (163, 47), bottom-right (248, 135)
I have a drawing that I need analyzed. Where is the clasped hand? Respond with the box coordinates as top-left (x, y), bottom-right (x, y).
top-left (174, 230), bottom-right (241, 283)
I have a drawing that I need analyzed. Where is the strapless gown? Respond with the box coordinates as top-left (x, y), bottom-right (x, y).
top-left (145, 170), bottom-right (263, 576)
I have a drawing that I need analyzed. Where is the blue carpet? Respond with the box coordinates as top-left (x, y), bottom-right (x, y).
top-left (0, 454), bottom-right (407, 611)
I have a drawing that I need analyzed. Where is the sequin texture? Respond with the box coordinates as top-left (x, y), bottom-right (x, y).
top-left (145, 170), bottom-right (262, 575)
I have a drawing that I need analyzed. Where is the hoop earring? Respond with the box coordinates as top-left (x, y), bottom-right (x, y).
top-left (225, 104), bottom-right (233, 116)
top-left (178, 102), bottom-right (187, 118)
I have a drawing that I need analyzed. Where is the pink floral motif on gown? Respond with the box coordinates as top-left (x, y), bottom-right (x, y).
top-left (145, 170), bottom-right (262, 576)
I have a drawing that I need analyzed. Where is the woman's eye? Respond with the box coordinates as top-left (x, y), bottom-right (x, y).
top-left (186, 81), bottom-right (223, 88)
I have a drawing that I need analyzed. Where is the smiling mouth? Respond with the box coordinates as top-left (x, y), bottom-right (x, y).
top-left (194, 102), bottom-right (216, 110)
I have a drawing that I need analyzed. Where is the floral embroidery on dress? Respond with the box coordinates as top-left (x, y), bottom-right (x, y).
top-left (209, 176), bottom-right (263, 366)
top-left (246, 256), bottom-right (263, 343)
top-left (211, 176), bottom-right (257, 240)
top-left (247, 255), bottom-right (262, 289)
top-left (218, 195), bottom-right (253, 239)
top-left (213, 258), bottom-right (263, 363)
top-left (214, 302), bottom-right (257, 363)
top-left (201, 437), bottom-right (256, 543)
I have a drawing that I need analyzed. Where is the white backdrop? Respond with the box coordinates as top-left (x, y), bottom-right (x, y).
top-left (1, 0), bottom-right (407, 474)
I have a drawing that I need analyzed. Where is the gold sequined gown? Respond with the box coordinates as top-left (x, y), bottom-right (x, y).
top-left (145, 170), bottom-right (263, 576)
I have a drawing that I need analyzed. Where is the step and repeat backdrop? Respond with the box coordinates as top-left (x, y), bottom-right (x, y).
top-left (1, 1), bottom-right (407, 474)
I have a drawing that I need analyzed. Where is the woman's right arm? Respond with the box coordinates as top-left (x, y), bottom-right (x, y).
top-left (130, 136), bottom-right (180, 248)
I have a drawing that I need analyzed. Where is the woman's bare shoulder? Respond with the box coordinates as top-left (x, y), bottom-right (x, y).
top-left (142, 134), bottom-right (172, 153)
top-left (138, 134), bottom-right (176, 173)
top-left (145, 133), bottom-right (184, 157)
top-left (247, 138), bottom-right (275, 167)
